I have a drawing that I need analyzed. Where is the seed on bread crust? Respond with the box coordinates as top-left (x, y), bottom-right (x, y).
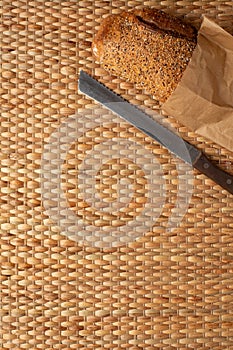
top-left (92, 8), bottom-right (197, 103)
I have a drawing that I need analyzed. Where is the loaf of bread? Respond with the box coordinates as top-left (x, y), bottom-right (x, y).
top-left (92, 8), bottom-right (197, 103)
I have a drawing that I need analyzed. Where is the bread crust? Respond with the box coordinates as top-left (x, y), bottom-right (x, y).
top-left (92, 8), bottom-right (197, 103)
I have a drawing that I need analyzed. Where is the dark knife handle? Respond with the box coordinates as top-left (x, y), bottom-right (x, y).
top-left (193, 153), bottom-right (233, 194)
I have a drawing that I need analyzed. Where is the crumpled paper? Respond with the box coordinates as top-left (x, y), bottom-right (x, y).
top-left (162, 16), bottom-right (233, 152)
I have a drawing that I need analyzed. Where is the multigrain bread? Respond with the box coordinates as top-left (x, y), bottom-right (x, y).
top-left (92, 8), bottom-right (197, 103)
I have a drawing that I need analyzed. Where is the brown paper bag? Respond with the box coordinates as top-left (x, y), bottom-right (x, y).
top-left (162, 16), bottom-right (233, 152)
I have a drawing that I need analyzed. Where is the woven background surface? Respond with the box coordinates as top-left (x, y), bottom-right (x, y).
top-left (1, 0), bottom-right (233, 348)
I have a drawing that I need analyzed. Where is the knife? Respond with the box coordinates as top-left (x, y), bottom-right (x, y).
top-left (78, 70), bottom-right (233, 195)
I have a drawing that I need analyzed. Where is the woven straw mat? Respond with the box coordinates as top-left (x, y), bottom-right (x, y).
top-left (1, 0), bottom-right (233, 349)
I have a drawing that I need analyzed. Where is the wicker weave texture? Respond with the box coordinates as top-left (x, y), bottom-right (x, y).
top-left (0, 0), bottom-right (233, 349)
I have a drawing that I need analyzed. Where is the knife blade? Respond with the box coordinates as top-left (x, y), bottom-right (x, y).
top-left (78, 70), bottom-right (233, 195)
